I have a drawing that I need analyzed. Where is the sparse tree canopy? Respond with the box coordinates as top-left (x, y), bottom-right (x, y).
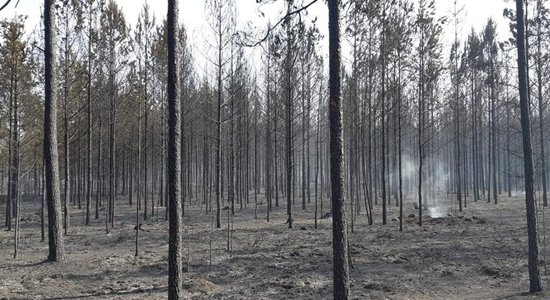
top-left (0, 0), bottom-right (548, 298)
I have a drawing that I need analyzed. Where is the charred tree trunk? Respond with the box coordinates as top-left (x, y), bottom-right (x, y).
top-left (328, 0), bottom-right (350, 298)
top-left (515, 0), bottom-right (542, 292)
top-left (44, 0), bottom-right (66, 262)
top-left (167, 0), bottom-right (183, 298)
top-left (285, 0), bottom-right (294, 229)
top-left (215, 8), bottom-right (223, 228)
top-left (62, 12), bottom-right (71, 233)
top-left (536, 0), bottom-right (547, 207)
top-left (86, 4), bottom-right (93, 224)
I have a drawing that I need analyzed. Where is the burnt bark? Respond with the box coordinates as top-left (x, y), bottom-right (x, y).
top-left (328, 0), bottom-right (350, 298)
top-left (44, 0), bottom-right (66, 262)
top-left (515, 0), bottom-right (542, 292)
top-left (167, 0), bottom-right (183, 298)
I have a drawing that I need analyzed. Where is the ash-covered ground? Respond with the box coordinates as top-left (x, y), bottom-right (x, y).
top-left (1, 192), bottom-right (550, 299)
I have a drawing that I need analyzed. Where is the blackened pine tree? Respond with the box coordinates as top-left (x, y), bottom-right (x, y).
top-left (515, 0), bottom-right (542, 293)
top-left (328, 0), bottom-right (350, 298)
top-left (44, 0), bottom-right (66, 263)
top-left (167, 0), bottom-right (183, 298)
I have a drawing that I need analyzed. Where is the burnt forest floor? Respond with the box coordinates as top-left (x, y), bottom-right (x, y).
top-left (2, 191), bottom-right (550, 299)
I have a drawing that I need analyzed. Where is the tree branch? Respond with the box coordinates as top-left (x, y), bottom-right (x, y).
top-left (0, 0), bottom-right (12, 11)
top-left (0, 0), bottom-right (19, 11)
top-left (240, 0), bottom-right (319, 47)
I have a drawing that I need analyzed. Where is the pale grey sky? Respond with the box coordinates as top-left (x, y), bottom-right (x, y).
top-left (0, 0), bottom-right (511, 74)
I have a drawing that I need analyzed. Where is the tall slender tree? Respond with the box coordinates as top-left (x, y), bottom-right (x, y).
top-left (328, 0), bottom-right (350, 298)
top-left (206, 0), bottom-right (235, 228)
top-left (85, 0), bottom-right (97, 226)
top-left (44, 0), bottom-right (65, 262)
top-left (535, 0), bottom-right (547, 207)
top-left (515, 0), bottom-right (542, 293)
top-left (285, 0), bottom-right (295, 229)
top-left (167, 0), bottom-right (183, 298)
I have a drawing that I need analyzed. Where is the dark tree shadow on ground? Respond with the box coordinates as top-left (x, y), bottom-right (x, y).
top-left (494, 291), bottom-right (548, 299)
